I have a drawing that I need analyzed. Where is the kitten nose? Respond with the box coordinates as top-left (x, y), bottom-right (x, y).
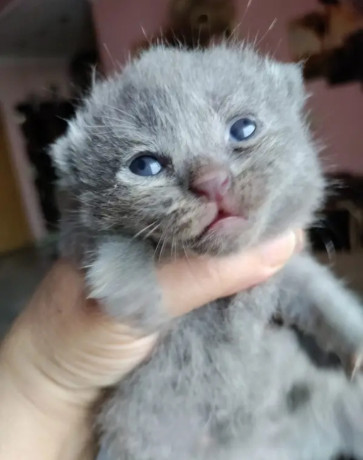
top-left (191, 167), bottom-right (231, 201)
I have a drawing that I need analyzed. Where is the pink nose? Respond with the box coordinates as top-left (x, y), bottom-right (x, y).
top-left (191, 167), bottom-right (231, 201)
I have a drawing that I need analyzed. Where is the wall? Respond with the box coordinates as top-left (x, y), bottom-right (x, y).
top-left (0, 109), bottom-right (31, 252)
top-left (0, 58), bottom-right (70, 240)
top-left (92, 0), bottom-right (170, 75)
top-left (92, 0), bottom-right (363, 175)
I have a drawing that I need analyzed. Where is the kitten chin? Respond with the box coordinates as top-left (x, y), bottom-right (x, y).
top-left (149, 232), bottom-right (245, 259)
top-left (175, 228), bottom-right (259, 257)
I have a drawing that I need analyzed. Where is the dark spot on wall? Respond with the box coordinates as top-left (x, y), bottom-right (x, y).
top-left (286, 382), bottom-right (311, 412)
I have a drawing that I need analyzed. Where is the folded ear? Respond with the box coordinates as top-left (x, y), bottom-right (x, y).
top-left (49, 135), bottom-right (71, 175)
top-left (283, 62), bottom-right (306, 109)
top-left (49, 119), bottom-right (85, 183)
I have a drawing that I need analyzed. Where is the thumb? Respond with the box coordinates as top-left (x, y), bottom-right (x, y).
top-left (158, 229), bottom-right (302, 317)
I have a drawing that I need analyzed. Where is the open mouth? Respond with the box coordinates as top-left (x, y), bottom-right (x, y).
top-left (206, 210), bottom-right (235, 229)
top-left (201, 209), bottom-right (247, 237)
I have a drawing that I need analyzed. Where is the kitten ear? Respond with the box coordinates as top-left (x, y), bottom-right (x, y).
top-left (283, 62), bottom-right (306, 108)
top-left (49, 120), bottom-right (84, 180)
top-left (49, 135), bottom-right (71, 175)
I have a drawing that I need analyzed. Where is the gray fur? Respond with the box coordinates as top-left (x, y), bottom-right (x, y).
top-left (51, 44), bottom-right (363, 459)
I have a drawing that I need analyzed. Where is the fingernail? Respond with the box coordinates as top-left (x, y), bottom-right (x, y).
top-left (259, 230), bottom-right (297, 269)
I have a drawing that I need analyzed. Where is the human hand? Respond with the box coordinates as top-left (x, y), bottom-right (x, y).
top-left (0, 229), bottom-right (302, 460)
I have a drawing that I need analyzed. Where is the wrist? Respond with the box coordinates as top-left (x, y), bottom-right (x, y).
top-left (0, 309), bottom-right (98, 414)
top-left (0, 319), bottom-right (97, 460)
top-left (0, 353), bottom-right (95, 460)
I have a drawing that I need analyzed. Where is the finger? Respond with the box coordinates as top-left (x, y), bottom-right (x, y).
top-left (158, 229), bottom-right (303, 317)
top-left (2, 261), bottom-right (158, 399)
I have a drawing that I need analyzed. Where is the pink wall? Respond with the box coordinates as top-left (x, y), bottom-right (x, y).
top-left (92, 0), bottom-right (169, 75)
top-left (92, 0), bottom-right (363, 174)
top-left (0, 58), bottom-right (71, 240)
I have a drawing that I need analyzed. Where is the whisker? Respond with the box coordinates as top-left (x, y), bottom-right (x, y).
top-left (101, 105), bottom-right (138, 122)
top-left (255, 18), bottom-right (277, 49)
top-left (322, 236), bottom-right (336, 261)
top-left (182, 243), bottom-right (192, 269)
top-left (97, 115), bottom-right (134, 125)
top-left (133, 221), bottom-right (158, 240)
top-left (143, 223), bottom-right (161, 240)
top-left (170, 233), bottom-right (175, 261)
top-left (154, 223), bottom-right (168, 260)
top-left (103, 43), bottom-right (114, 67)
top-left (171, 232), bottom-right (178, 262)
top-left (140, 25), bottom-right (149, 43)
top-left (227, 22), bottom-right (242, 44)
top-left (158, 221), bottom-right (172, 261)
top-left (310, 223), bottom-right (337, 261)
top-left (240, 0), bottom-right (254, 28)
top-left (271, 38), bottom-right (283, 59)
top-left (153, 238), bottom-right (162, 261)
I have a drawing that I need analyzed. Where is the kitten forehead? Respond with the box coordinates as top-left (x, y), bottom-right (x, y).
top-left (127, 45), bottom-right (270, 84)
top-left (88, 44), bottom-right (304, 118)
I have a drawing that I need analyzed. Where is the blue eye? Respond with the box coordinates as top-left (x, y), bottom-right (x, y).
top-left (129, 155), bottom-right (163, 176)
top-left (229, 118), bottom-right (257, 142)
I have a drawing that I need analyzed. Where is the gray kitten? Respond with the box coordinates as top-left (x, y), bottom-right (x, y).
top-left (51, 45), bottom-right (363, 460)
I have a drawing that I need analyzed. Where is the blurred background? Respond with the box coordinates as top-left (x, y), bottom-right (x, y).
top-left (1, 0), bottom-right (363, 337)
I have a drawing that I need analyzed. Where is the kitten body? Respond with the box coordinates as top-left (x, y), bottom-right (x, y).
top-left (52, 45), bottom-right (363, 459)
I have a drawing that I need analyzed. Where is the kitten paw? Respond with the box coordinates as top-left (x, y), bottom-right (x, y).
top-left (86, 237), bottom-right (167, 330)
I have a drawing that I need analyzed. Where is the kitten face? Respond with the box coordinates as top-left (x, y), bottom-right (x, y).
top-left (52, 45), bottom-right (324, 256)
